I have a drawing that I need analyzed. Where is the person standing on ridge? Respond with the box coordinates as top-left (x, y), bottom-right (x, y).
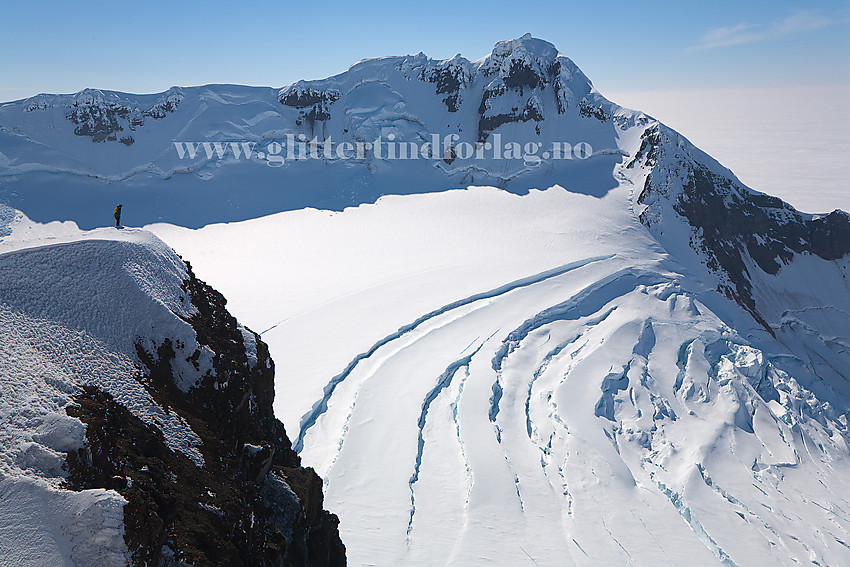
top-left (114, 204), bottom-right (122, 228)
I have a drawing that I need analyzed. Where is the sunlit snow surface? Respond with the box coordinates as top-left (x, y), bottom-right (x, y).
top-left (0, 219), bottom-right (223, 566)
top-left (150, 184), bottom-right (850, 567)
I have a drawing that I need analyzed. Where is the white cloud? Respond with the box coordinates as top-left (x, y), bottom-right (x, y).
top-left (694, 11), bottom-right (832, 49)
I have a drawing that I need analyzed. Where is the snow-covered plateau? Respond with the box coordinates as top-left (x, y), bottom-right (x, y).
top-left (1, 34), bottom-right (849, 566)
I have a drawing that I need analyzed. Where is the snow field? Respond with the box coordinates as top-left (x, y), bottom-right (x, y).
top-left (150, 184), bottom-right (850, 566)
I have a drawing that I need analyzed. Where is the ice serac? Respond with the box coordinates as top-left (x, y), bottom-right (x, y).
top-left (0, 220), bottom-right (345, 567)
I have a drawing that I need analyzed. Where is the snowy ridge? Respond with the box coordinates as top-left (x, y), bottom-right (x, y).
top-left (0, 219), bottom-right (212, 466)
top-left (0, 217), bottom-right (220, 565)
top-left (0, 213), bottom-right (348, 566)
top-left (0, 35), bottom-right (643, 228)
top-left (632, 121), bottom-right (850, 406)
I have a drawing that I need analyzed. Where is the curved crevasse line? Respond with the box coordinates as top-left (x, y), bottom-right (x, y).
top-left (535, 330), bottom-right (584, 514)
top-left (596, 505), bottom-right (634, 562)
top-left (451, 365), bottom-right (474, 505)
top-left (651, 473), bottom-right (741, 567)
top-left (320, 392), bottom-right (359, 488)
top-left (317, 313), bottom-right (486, 482)
top-left (492, 268), bottom-right (672, 372)
top-left (525, 325), bottom-right (596, 439)
top-left (489, 268), bottom-right (673, 423)
top-left (512, 471), bottom-right (525, 512)
top-left (444, 363), bottom-right (476, 566)
top-left (294, 254), bottom-right (614, 453)
top-left (674, 339), bottom-right (696, 393)
top-left (533, 345), bottom-right (586, 515)
top-left (407, 343), bottom-right (484, 540)
top-left (526, 339), bottom-right (575, 438)
top-left (489, 378), bottom-right (503, 424)
top-left (697, 463), bottom-right (795, 554)
top-left (550, 403), bottom-right (574, 515)
top-left (631, 510), bottom-right (671, 559)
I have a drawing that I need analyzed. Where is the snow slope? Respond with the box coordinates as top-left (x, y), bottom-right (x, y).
top-left (149, 182), bottom-right (850, 567)
top-left (0, 217), bottom-right (215, 565)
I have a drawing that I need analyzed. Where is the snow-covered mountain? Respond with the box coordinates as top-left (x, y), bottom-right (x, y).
top-left (2, 34), bottom-right (850, 566)
top-left (0, 217), bottom-right (345, 566)
top-left (1, 34), bottom-right (633, 228)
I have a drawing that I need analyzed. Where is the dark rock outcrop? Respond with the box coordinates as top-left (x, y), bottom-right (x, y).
top-left (477, 84), bottom-right (544, 143)
top-left (66, 89), bottom-right (182, 143)
top-left (63, 262), bottom-right (346, 567)
top-left (474, 36), bottom-right (593, 142)
top-left (578, 98), bottom-right (610, 122)
top-left (420, 57), bottom-right (471, 112)
top-left (636, 126), bottom-right (850, 334)
top-left (279, 85), bottom-right (340, 129)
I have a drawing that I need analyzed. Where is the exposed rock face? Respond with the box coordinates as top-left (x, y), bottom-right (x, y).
top-left (475, 35), bottom-right (585, 142)
top-left (279, 84), bottom-right (341, 129)
top-left (477, 83), bottom-right (544, 143)
top-left (61, 88), bottom-right (183, 143)
top-left (420, 55), bottom-right (472, 112)
top-left (64, 262), bottom-right (346, 567)
top-left (635, 125), bottom-right (850, 333)
top-left (578, 98), bottom-right (610, 122)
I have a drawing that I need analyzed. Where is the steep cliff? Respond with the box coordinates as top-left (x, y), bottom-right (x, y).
top-left (0, 221), bottom-right (345, 566)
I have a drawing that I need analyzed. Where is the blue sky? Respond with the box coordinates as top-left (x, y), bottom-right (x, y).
top-left (1, 0), bottom-right (848, 101)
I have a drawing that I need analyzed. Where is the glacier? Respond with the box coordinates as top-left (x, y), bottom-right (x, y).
top-left (150, 182), bottom-right (850, 566)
